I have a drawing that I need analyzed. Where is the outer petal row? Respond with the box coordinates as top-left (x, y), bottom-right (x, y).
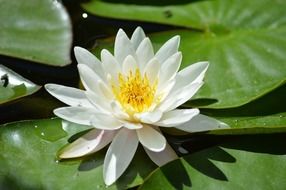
top-left (59, 129), bottom-right (115, 159)
top-left (103, 128), bottom-right (138, 186)
top-left (74, 46), bottom-right (106, 81)
top-left (45, 84), bottom-right (92, 108)
top-left (155, 108), bottom-right (199, 127)
top-left (176, 114), bottom-right (229, 133)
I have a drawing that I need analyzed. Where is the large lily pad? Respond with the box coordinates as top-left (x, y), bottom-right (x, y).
top-left (0, 64), bottom-right (40, 104)
top-left (82, 0), bottom-right (286, 30)
top-left (85, 0), bottom-right (286, 108)
top-left (0, 0), bottom-right (72, 66)
top-left (139, 134), bottom-right (286, 190)
top-left (0, 118), bottom-right (156, 190)
top-left (204, 84), bottom-right (286, 134)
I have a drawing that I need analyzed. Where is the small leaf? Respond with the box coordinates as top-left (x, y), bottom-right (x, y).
top-left (0, 64), bottom-right (40, 104)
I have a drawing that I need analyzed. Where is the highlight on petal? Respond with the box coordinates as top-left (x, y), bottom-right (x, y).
top-left (91, 113), bottom-right (123, 130)
top-left (173, 61), bottom-right (209, 92)
top-left (136, 37), bottom-right (154, 70)
top-left (103, 128), bottom-right (138, 186)
top-left (158, 52), bottom-right (182, 84)
top-left (59, 129), bottom-right (115, 159)
top-left (110, 101), bottom-right (130, 120)
top-left (77, 63), bottom-right (102, 92)
top-left (144, 142), bottom-right (178, 166)
top-left (158, 82), bottom-right (204, 112)
top-left (123, 122), bottom-right (143, 129)
top-left (122, 55), bottom-right (138, 75)
top-left (137, 125), bottom-right (166, 152)
top-left (155, 108), bottom-right (200, 127)
top-left (131, 26), bottom-right (146, 50)
top-left (54, 107), bottom-right (99, 126)
top-left (155, 35), bottom-right (180, 63)
top-left (74, 46), bottom-right (106, 81)
top-left (134, 110), bottom-right (163, 124)
top-left (114, 29), bottom-right (135, 64)
top-left (85, 91), bottom-right (111, 113)
top-left (175, 114), bottom-right (229, 133)
top-left (78, 64), bottom-right (111, 98)
top-left (45, 84), bottom-right (92, 108)
top-left (101, 49), bottom-right (121, 80)
top-left (143, 57), bottom-right (160, 84)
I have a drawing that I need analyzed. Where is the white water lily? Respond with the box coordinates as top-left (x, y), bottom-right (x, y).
top-left (45, 27), bottom-right (227, 186)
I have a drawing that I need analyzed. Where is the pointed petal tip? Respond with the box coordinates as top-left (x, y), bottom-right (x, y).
top-left (73, 46), bottom-right (81, 51)
top-left (44, 83), bottom-right (57, 94)
top-left (117, 28), bottom-right (127, 37)
top-left (44, 83), bottom-right (52, 90)
top-left (73, 46), bottom-right (87, 55)
top-left (133, 26), bottom-right (145, 35)
top-left (173, 35), bottom-right (180, 43)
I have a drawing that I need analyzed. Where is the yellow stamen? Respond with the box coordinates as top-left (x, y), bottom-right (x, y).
top-left (112, 69), bottom-right (158, 114)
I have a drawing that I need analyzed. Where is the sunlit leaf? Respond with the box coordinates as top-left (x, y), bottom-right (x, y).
top-left (87, 0), bottom-right (286, 108)
top-left (0, 118), bottom-right (156, 189)
top-left (140, 134), bottom-right (286, 190)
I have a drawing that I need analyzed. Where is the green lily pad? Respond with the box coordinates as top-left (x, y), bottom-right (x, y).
top-left (139, 134), bottom-right (286, 190)
top-left (0, 0), bottom-right (72, 66)
top-left (205, 84), bottom-right (286, 134)
top-left (0, 118), bottom-right (156, 190)
top-left (82, 0), bottom-right (286, 30)
top-left (0, 65), bottom-right (40, 104)
top-left (85, 0), bottom-right (286, 108)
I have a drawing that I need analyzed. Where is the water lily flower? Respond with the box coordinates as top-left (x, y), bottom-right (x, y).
top-left (45, 27), bottom-right (227, 186)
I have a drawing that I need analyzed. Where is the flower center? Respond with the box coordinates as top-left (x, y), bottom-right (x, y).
top-left (112, 69), bottom-right (157, 114)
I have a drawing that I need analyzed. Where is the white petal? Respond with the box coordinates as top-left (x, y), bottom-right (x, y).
top-left (97, 80), bottom-right (114, 99)
top-left (143, 57), bottom-right (160, 84)
top-left (74, 46), bottom-right (106, 81)
top-left (131, 26), bottom-right (146, 50)
top-left (137, 125), bottom-right (166, 152)
top-left (158, 52), bottom-right (182, 86)
top-left (54, 107), bottom-right (98, 126)
top-left (78, 64), bottom-right (111, 97)
top-left (155, 108), bottom-right (200, 127)
top-left (155, 35), bottom-right (180, 63)
top-left (114, 29), bottom-right (135, 64)
top-left (136, 38), bottom-right (154, 71)
top-left (134, 110), bottom-right (163, 124)
top-left (159, 82), bottom-right (203, 112)
top-left (122, 55), bottom-right (138, 75)
top-left (173, 61), bottom-right (209, 92)
top-left (101, 49), bottom-right (121, 80)
top-left (45, 84), bottom-right (92, 108)
top-left (155, 79), bottom-right (176, 103)
top-left (175, 114), bottom-right (229, 133)
top-left (91, 114), bottom-right (123, 130)
top-left (124, 122), bottom-right (143, 129)
top-left (77, 64), bottom-right (100, 92)
top-left (59, 129), bottom-right (115, 159)
top-left (144, 142), bottom-right (178, 166)
top-left (85, 91), bottom-right (111, 113)
top-left (104, 128), bottom-right (138, 186)
top-left (110, 101), bottom-right (130, 120)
